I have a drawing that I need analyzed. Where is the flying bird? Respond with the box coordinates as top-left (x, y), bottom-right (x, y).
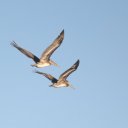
top-left (11, 30), bottom-right (64, 68)
top-left (34, 59), bottom-right (80, 89)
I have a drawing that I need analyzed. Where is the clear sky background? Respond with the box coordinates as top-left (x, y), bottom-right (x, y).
top-left (0, 0), bottom-right (128, 128)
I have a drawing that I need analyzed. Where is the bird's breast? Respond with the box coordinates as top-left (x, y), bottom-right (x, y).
top-left (36, 62), bottom-right (50, 68)
top-left (53, 83), bottom-right (68, 88)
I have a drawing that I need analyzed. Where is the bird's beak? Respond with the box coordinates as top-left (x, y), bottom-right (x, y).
top-left (31, 64), bottom-right (36, 67)
top-left (49, 84), bottom-right (53, 87)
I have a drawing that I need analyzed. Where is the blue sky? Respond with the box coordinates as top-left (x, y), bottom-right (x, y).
top-left (0, 0), bottom-right (128, 128)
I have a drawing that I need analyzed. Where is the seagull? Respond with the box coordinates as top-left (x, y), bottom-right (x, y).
top-left (34, 59), bottom-right (80, 88)
top-left (11, 30), bottom-right (64, 68)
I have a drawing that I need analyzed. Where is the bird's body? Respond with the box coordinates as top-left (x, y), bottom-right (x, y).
top-left (11, 30), bottom-right (64, 68)
top-left (35, 59), bottom-right (80, 88)
top-left (51, 81), bottom-right (69, 88)
top-left (31, 61), bottom-right (50, 68)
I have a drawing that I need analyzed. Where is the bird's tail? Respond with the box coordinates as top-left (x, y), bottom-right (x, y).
top-left (50, 60), bottom-right (59, 67)
top-left (69, 83), bottom-right (76, 90)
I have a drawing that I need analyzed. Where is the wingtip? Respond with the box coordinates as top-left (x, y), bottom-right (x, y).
top-left (76, 59), bottom-right (80, 65)
top-left (34, 70), bottom-right (45, 75)
top-left (33, 69), bottom-right (37, 73)
top-left (73, 59), bottom-right (80, 69)
top-left (60, 29), bottom-right (64, 35)
top-left (34, 69), bottom-right (40, 74)
top-left (10, 40), bottom-right (18, 47)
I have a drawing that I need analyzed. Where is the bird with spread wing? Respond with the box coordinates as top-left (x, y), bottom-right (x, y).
top-left (34, 59), bottom-right (80, 89)
top-left (11, 30), bottom-right (64, 68)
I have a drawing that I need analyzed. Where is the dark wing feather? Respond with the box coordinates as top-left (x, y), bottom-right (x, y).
top-left (59, 59), bottom-right (80, 81)
top-left (40, 29), bottom-right (64, 61)
top-left (11, 41), bottom-right (40, 63)
top-left (34, 70), bottom-right (58, 83)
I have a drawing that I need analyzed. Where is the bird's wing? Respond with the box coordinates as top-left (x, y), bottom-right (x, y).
top-left (34, 70), bottom-right (58, 83)
top-left (11, 41), bottom-right (40, 63)
top-left (58, 59), bottom-right (80, 81)
top-left (40, 29), bottom-right (64, 61)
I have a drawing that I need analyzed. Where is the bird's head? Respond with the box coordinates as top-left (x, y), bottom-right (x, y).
top-left (31, 64), bottom-right (37, 67)
top-left (49, 84), bottom-right (54, 87)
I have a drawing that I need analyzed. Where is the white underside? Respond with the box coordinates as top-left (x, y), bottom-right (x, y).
top-left (36, 63), bottom-right (50, 68)
top-left (53, 84), bottom-right (67, 88)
